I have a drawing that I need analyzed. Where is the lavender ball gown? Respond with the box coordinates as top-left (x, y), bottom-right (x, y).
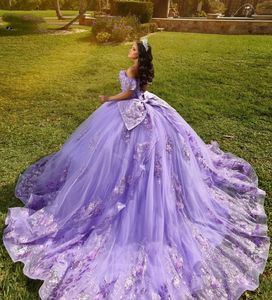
top-left (3, 69), bottom-right (270, 300)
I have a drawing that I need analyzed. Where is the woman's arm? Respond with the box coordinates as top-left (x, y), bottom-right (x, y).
top-left (99, 89), bottom-right (134, 103)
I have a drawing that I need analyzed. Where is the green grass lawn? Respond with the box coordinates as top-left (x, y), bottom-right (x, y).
top-left (0, 24), bottom-right (271, 299)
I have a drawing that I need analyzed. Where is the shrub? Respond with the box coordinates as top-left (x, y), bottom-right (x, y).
top-left (149, 22), bottom-right (158, 32)
top-left (1, 0), bottom-right (42, 10)
top-left (139, 22), bottom-right (158, 35)
top-left (92, 17), bottom-right (114, 36)
top-left (112, 0), bottom-right (154, 23)
top-left (94, 10), bottom-right (108, 17)
top-left (256, 1), bottom-right (272, 15)
top-left (112, 24), bottom-right (134, 42)
top-left (92, 15), bottom-right (141, 43)
top-left (193, 10), bottom-right (207, 17)
top-left (96, 31), bottom-right (111, 43)
top-left (2, 13), bottom-right (46, 32)
top-left (207, 0), bottom-right (226, 13)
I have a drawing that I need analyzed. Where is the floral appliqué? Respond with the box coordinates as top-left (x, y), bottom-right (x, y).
top-left (165, 135), bottom-right (174, 155)
top-left (154, 154), bottom-right (162, 180)
top-left (171, 173), bottom-right (185, 211)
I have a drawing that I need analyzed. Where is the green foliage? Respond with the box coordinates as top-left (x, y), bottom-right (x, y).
top-left (0, 0), bottom-right (42, 10)
top-left (193, 10), bottom-right (207, 17)
top-left (0, 0), bottom-right (79, 10)
top-left (61, 0), bottom-right (82, 10)
top-left (256, 1), bottom-right (272, 14)
top-left (112, 0), bottom-right (153, 23)
top-left (207, 0), bottom-right (226, 13)
top-left (112, 23), bottom-right (134, 41)
top-left (92, 14), bottom-right (157, 44)
top-left (92, 15), bottom-right (141, 43)
top-left (179, 0), bottom-right (208, 17)
top-left (179, 0), bottom-right (198, 17)
top-left (96, 31), bottom-right (111, 43)
top-left (139, 22), bottom-right (157, 35)
top-left (92, 16), bottom-right (115, 36)
top-left (39, 0), bottom-right (65, 10)
top-left (2, 12), bottom-right (46, 31)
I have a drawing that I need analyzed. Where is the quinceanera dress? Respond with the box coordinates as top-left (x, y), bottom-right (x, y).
top-left (3, 69), bottom-right (270, 300)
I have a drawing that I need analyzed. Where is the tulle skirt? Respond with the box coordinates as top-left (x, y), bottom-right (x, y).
top-left (3, 99), bottom-right (270, 299)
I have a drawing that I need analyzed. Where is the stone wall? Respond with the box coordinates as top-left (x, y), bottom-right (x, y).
top-left (79, 16), bottom-right (96, 26)
top-left (152, 18), bottom-right (272, 34)
top-left (79, 15), bottom-right (272, 35)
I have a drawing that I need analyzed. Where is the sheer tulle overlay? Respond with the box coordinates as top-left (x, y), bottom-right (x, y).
top-left (3, 70), bottom-right (270, 300)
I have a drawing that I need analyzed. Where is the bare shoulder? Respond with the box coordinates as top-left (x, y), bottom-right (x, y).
top-left (126, 66), bottom-right (138, 79)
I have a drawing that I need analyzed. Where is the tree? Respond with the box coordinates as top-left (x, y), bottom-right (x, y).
top-left (59, 0), bottom-right (94, 30)
top-left (79, 0), bottom-right (88, 14)
top-left (153, 0), bottom-right (170, 18)
top-left (177, 0), bottom-right (200, 17)
top-left (54, 0), bottom-right (64, 20)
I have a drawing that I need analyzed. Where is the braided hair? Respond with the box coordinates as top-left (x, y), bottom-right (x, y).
top-left (136, 40), bottom-right (154, 92)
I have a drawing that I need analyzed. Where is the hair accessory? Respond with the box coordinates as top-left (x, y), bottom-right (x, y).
top-left (141, 37), bottom-right (149, 52)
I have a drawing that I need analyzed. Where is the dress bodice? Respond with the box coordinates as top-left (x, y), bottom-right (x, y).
top-left (119, 69), bottom-right (141, 98)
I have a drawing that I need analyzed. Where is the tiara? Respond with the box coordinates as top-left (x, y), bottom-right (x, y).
top-left (141, 37), bottom-right (149, 51)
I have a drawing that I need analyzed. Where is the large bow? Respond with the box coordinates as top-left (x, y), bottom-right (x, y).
top-left (118, 91), bottom-right (174, 131)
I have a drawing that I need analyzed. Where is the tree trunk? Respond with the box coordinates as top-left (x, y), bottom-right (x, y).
top-left (197, 1), bottom-right (203, 12)
top-left (153, 0), bottom-right (170, 18)
top-left (109, 0), bottom-right (115, 14)
top-left (54, 0), bottom-right (64, 20)
top-left (177, 0), bottom-right (186, 17)
top-left (59, 0), bottom-right (94, 30)
top-left (79, 0), bottom-right (87, 15)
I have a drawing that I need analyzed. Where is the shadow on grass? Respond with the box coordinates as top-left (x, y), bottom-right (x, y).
top-left (0, 24), bottom-right (90, 37)
top-left (0, 182), bottom-right (22, 214)
top-left (0, 25), bottom-right (48, 36)
top-left (25, 276), bottom-right (44, 299)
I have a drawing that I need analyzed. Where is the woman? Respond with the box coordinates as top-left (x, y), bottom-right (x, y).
top-left (3, 38), bottom-right (270, 300)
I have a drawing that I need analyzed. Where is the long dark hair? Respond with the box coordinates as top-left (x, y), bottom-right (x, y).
top-left (136, 40), bottom-right (154, 92)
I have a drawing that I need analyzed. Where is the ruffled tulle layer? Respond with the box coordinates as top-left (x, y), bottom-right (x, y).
top-left (3, 101), bottom-right (270, 300)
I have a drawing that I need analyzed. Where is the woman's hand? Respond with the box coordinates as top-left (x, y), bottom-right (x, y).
top-left (98, 95), bottom-right (109, 103)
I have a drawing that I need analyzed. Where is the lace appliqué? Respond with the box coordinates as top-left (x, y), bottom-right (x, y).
top-left (111, 175), bottom-right (134, 202)
top-left (95, 278), bottom-right (118, 298)
top-left (165, 135), bottom-right (174, 155)
top-left (168, 245), bottom-right (184, 288)
top-left (133, 142), bottom-right (151, 162)
top-left (154, 154), bottom-right (162, 181)
top-left (4, 207), bottom-right (59, 244)
top-left (118, 100), bottom-right (147, 131)
top-left (177, 133), bottom-right (191, 162)
top-left (15, 153), bottom-right (55, 200)
top-left (141, 113), bottom-right (153, 130)
top-left (118, 70), bottom-right (173, 131)
top-left (121, 124), bottom-right (132, 144)
top-left (123, 246), bottom-right (148, 293)
top-left (119, 70), bottom-right (138, 92)
top-left (188, 132), bottom-right (209, 170)
top-left (171, 173), bottom-right (185, 211)
top-left (113, 176), bottom-right (126, 195)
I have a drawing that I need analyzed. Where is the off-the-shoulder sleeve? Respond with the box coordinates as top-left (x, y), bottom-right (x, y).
top-left (125, 77), bottom-right (137, 91)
